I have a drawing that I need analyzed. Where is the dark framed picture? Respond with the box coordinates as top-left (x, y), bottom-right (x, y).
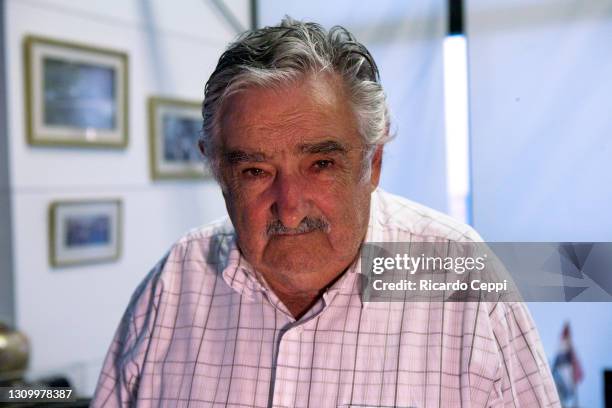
top-left (148, 97), bottom-right (209, 180)
top-left (24, 35), bottom-right (128, 147)
top-left (49, 199), bottom-right (122, 267)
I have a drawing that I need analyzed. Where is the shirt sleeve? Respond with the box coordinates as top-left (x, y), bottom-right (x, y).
top-left (90, 260), bottom-right (166, 408)
top-left (486, 301), bottom-right (561, 407)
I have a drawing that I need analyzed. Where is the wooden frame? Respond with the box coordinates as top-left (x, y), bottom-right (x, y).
top-left (148, 96), bottom-right (209, 180)
top-left (24, 35), bottom-right (129, 147)
top-left (49, 199), bottom-right (122, 267)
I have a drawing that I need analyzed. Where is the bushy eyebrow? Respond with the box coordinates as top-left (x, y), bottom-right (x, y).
top-left (223, 150), bottom-right (267, 164)
top-left (298, 140), bottom-right (349, 155)
top-left (223, 140), bottom-right (348, 165)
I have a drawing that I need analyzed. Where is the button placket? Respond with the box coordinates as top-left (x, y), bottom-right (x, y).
top-left (271, 325), bottom-right (304, 408)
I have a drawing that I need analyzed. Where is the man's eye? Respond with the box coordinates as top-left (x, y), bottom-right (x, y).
top-left (242, 168), bottom-right (266, 177)
top-left (313, 159), bottom-right (334, 170)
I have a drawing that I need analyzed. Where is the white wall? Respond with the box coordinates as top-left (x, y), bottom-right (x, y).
top-left (5, 0), bottom-right (247, 395)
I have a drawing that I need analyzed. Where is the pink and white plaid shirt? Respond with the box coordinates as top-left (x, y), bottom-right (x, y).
top-left (92, 189), bottom-right (560, 407)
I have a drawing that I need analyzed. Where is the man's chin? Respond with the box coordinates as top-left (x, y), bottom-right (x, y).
top-left (262, 259), bottom-right (328, 278)
top-left (262, 239), bottom-right (331, 272)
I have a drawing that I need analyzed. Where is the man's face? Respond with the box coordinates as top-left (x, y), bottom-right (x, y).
top-left (216, 74), bottom-right (382, 288)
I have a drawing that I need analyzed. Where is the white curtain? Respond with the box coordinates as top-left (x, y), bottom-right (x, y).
top-left (467, 2), bottom-right (612, 407)
top-left (467, 0), bottom-right (612, 241)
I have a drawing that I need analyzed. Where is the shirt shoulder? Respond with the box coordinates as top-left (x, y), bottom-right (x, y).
top-left (174, 217), bottom-right (235, 247)
top-left (159, 217), bottom-right (237, 283)
top-left (372, 188), bottom-right (483, 242)
top-left (121, 217), bottom-right (238, 353)
top-left (124, 216), bottom-right (237, 321)
top-left (91, 218), bottom-right (238, 405)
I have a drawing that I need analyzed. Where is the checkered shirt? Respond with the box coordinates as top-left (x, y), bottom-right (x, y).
top-left (92, 188), bottom-right (560, 407)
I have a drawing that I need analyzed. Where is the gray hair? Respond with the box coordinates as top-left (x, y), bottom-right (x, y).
top-left (201, 17), bottom-right (391, 182)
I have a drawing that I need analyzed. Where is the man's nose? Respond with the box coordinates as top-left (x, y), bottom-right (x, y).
top-left (270, 172), bottom-right (309, 229)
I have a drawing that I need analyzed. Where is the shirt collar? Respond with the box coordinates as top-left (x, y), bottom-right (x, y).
top-left (217, 231), bottom-right (264, 300)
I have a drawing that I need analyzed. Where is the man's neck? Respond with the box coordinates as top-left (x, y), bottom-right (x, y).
top-left (275, 289), bottom-right (322, 320)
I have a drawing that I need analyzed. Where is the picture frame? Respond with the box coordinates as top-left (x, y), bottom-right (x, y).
top-left (24, 35), bottom-right (129, 147)
top-left (148, 96), bottom-right (209, 180)
top-left (49, 199), bottom-right (122, 267)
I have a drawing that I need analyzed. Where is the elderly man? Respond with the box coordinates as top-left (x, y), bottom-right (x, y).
top-left (92, 18), bottom-right (559, 407)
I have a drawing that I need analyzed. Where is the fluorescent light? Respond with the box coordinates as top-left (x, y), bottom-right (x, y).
top-left (443, 35), bottom-right (471, 223)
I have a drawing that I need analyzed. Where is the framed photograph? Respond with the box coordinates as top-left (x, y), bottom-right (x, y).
top-left (49, 199), bottom-right (122, 267)
top-left (24, 35), bottom-right (128, 147)
top-left (149, 97), bottom-right (209, 179)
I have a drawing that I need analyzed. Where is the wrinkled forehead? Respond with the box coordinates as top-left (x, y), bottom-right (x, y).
top-left (216, 73), bottom-right (363, 155)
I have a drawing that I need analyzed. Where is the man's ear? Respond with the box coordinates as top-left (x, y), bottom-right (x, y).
top-left (370, 145), bottom-right (383, 190)
top-left (198, 140), bottom-right (207, 157)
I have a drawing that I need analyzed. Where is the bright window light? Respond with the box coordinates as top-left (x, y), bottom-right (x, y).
top-left (443, 34), bottom-right (471, 224)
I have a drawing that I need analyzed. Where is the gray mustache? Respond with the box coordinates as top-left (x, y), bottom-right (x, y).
top-left (266, 217), bottom-right (330, 236)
